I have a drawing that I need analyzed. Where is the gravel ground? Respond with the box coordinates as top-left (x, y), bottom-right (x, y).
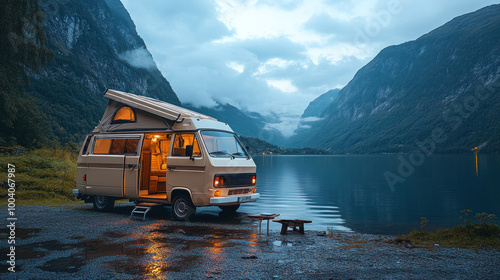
top-left (1, 203), bottom-right (499, 279)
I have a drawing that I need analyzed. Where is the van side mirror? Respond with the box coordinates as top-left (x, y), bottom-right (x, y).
top-left (185, 145), bottom-right (194, 160)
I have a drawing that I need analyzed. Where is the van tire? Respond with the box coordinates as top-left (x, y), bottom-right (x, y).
top-left (172, 195), bottom-right (196, 221)
top-left (218, 204), bottom-right (240, 212)
top-left (93, 195), bottom-right (115, 212)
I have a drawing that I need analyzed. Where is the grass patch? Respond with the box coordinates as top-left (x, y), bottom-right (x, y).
top-left (396, 213), bottom-right (500, 249)
top-left (0, 148), bottom-right (80, 206)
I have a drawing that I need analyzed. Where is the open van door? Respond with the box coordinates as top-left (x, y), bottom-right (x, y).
top-left (124, 135), bottom-right (143, 198)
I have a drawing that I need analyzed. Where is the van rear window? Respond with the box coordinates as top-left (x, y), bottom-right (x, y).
top-left (93, 138), bottom-right (139, 154)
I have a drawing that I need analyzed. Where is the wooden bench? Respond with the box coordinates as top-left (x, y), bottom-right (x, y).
top-left (273, 219), bottom-right (312, 234)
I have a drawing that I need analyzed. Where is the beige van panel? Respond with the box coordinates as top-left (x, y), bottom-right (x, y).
top-left (124, 155), bottom-right (140, 199)
top-left (84, 155), bottom-right (125, 197)
top-left (166, 133), bottom-right (206, 205)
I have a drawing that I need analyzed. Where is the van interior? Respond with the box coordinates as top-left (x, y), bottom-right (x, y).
top-left (139, 133), bottom-right (170, 199)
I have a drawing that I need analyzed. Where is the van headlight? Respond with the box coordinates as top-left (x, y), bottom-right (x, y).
top-left (251, 175), bottom-right (256, 185)
top-left (214, 176), bottom-right (225, 187)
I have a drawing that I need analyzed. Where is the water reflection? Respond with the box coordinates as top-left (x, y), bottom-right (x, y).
top-left (241, 155), bottom-right (351, 232)
top-left (9, 223), bottom-right (262, 278)
top-left (243, 155), bottom-right (500, 235)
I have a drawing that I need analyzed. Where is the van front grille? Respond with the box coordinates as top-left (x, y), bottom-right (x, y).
top-left (215, 173), bottom-right (255, 187)
top-left (228, 188), bottom-right (251, 195)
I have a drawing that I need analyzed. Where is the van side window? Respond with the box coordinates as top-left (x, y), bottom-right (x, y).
top-left (172, 134), bottom-right (201, 157)
top-left (94, 139), bottom-right (112, 154)
top-left (81, 135), bottom-right (92, 155)
top-left (124, 139), bottom-right (139, 154)
top-left (112, 106), bottom-right (136, 122)
top-left (93, 138), bottom-right (139, 154)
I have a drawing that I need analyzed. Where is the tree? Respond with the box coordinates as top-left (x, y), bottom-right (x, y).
top-left (0, 0), bottom-right (53, 147)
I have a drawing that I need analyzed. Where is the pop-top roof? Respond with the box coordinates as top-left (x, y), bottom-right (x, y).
top-left (103, 89), bottom-right (216, 121)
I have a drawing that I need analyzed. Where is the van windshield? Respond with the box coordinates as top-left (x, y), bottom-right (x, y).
top-left (200, 131), bottom-right (248, 158)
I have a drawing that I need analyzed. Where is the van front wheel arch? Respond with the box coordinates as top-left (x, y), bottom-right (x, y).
top-left (93, 195), bottom-right (115, 212)
top-left (171, 194), bottom-right (196, 221)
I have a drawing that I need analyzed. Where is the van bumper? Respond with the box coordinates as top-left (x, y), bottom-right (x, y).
top-left (210, 193), bottom-right (260, 205)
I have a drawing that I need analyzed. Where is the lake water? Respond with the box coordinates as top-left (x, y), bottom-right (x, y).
top-left (238, 154), bottom-right (500, 235)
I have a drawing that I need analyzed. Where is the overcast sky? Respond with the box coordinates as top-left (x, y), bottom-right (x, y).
top-left (120, 0), bottom-right (498, 136)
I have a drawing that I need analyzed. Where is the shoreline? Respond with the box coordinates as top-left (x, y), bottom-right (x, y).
top-left (1, 204), bottom-right (499, 279)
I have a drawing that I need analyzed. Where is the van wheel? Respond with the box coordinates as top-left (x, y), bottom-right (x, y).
top-left (93, 195), bottom-right (115, 212)
top-left (219, 204), bottom-right (240, 212)
top-left (172, 195), bottom-right (196, 221)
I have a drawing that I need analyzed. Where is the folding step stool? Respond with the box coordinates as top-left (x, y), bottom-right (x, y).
top-left (130, 203), bottom-right (161, 221)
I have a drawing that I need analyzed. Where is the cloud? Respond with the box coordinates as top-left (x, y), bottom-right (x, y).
top-left (121, 0), bottom-right (499, 138)
top-left (118, 47), bottom-right (156, 70)
top-left (227, 61), bottom-right (245, 73)
top-left (266, 79), bottom-right (298, 93)
top-left (264, 115), bottom-right (303, 138)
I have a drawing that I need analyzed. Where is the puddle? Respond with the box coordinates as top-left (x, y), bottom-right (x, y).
top-left (152, 225), bottom-right (252, 239)
top-left (165, 238), bottom-right (235, 250)
top-left (0, 240), bottom-right (69, 262)
top-left (6, 223), bottom-right (258, 276)
top-left (107, 255), bottom-right (200, 275)
top-left (41, 255), bottom-right (86, 273)
top-left (272, 240), bottom-right (294, 247)
top-left (102, 231), bottom-right (128, 239)
top-left (0, 228), bottom-right (42, 240)
top-left (70, 236), bottom-right (85, 240)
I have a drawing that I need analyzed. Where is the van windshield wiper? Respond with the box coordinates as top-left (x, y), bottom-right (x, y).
top-left (231, 152), bottom-right (247, 158)
top-left (209, 151), bottom-right (235, 159)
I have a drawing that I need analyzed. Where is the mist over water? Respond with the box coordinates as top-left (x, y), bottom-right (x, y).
top-left (239, 155), bottom-right (500, 235)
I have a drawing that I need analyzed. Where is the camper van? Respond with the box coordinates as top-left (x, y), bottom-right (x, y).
top-left (73, 89), bottom-right (259, 220)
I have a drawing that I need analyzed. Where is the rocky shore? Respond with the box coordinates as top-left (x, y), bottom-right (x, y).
top-left (1, 204), bottom-right (499, 279)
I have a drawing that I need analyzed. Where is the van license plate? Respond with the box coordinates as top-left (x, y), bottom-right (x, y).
top-left (238, 196), bottom-right (252, 203)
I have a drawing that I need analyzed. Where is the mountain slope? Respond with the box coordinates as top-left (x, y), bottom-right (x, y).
top-left (290, 4), bottom-right (500, 153)
top-left (27, 0), bottom-right (180, 144)
top-left (0, 0), bottom-right (53, 147)
top-left (301, 89), bottom-right (340, 118)
top-left (184, 102), bottom-right (285, 145)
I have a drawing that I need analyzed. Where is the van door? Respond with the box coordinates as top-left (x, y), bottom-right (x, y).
top-left (166, 132), bottom-right (206, 204)
top-left (85, 135), bottom-right (141, 198)
top-left (123, 135), bottom-right (143, 198)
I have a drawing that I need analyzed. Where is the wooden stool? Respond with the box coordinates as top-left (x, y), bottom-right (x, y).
top-left (273, 219), bottom-right (312, 234)
top-left (248, 214), bottom-right (280, 235)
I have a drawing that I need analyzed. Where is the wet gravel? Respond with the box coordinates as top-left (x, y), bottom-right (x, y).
top-left (1, 203), bottom-right (499, 279)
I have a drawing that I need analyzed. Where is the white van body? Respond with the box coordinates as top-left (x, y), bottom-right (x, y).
top-left (73, 89), bottom-right (259, 220)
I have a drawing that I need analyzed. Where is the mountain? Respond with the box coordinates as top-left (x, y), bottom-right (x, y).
top-left (301, 89), bottom-right (340, 118)
top-left (184, 102), bottom-right (286, 146)
top-left (290, 5), bottom-right (500, 153)
top-left (239, 136), bottom-right (326, 155)
top-left (0, 0), bottom-right (54, 147)
top-left (24, 0), bottom-right (180, 144)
